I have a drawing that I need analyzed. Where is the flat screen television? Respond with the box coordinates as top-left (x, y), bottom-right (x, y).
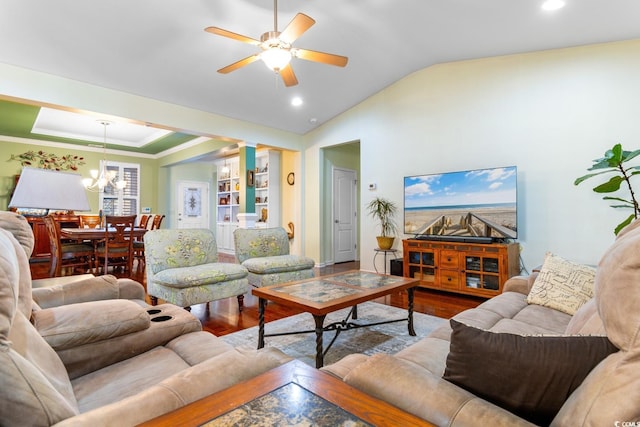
top-left (404, 166), bottom-right (517, 242)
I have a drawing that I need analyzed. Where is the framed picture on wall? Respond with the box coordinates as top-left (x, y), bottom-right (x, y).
top-left (247, 170), bottom-right (255, 187)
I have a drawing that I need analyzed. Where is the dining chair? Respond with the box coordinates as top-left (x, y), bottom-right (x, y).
top-left (150, 214), bottom-right (165, 230)
top-left (77, 214), bottom-right (102, 268)
top-left (42, 215), bottom-right (94, 277)
top-left (78, 215), bottom-right (102, 229)
top-left (133, 214), bottom-right (162, 270)
top-left (138, 214), bottom-right (150, 229)
top-left (95, 215), bottom-right (137, 276)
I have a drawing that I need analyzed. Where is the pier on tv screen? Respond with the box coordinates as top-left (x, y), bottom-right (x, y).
top-left (403, 166), bottom-right (517, 239)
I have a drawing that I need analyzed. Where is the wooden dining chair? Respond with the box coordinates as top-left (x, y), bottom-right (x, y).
top-left (133, 214), bottom-right (163, 270)
top-left (42, 215), bottom-right (94, 277)
top-left (150, 214), bottom-right (165, 230)
top-left (78, 215), bottom-right (102, 229)
top-left (138, 214), bottom-right (150, 229)
top-left (95, 215), bottom-right (137, 277)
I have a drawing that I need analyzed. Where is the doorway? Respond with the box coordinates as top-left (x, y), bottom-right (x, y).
top-left (333, 167), bottom-right (357, 263)
top-left (176, 180), bottom-right (210, 229)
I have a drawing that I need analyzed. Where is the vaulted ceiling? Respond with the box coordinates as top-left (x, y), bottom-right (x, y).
top-left (1, 0), bottom-right (639, 154)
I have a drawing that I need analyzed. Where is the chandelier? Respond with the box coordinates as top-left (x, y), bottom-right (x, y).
top-left (82, 120), bottom-right (126, 192)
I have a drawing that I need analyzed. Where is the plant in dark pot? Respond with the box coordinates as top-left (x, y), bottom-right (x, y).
top-left (366, 197), bottom-right (398, 250)
top-left (575, 143), bottom-right (640, 235)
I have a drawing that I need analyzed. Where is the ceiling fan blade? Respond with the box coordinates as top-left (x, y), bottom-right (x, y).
top-left (294, 48), bottom-right (348, 67)
top-left (205, 27), bottom-right (261, 46)
top-left (217, 54), bottom-right (261, 74)
top-left (279, 13), bottom-right (315, 44)
top-left (279, 64), bottom-right (298, 87)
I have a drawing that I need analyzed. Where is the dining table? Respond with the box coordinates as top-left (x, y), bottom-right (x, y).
top-left (60, 227), bottom-right (148, 241)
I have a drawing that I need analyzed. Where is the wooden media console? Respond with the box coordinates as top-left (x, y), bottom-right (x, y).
top-left (403, 239), bottom-right (520, 298)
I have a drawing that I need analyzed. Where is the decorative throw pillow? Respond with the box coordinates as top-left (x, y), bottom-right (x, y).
top-left (526, 252), bottom-right (596, 315)
top-left (443, 320), bottom-right (618, 426)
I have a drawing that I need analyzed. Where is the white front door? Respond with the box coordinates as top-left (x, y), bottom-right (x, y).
top-left (177, 181), bottom-right (210, 229)
top-left (333, 168), bottom-right (357, 263)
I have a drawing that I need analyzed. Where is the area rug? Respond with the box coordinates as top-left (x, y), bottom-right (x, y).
top-left (222, 302), bottom-right (446, 367)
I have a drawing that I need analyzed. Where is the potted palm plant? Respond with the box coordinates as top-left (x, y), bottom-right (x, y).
top-left (366, 197), bottom-right (398, 250)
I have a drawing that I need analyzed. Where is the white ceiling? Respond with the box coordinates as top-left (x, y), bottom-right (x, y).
top-left (1, 0), bottom-right (640, 136)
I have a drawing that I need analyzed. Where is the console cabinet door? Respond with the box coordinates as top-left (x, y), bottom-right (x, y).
top-left (405, 247), bottom-right (436, 284)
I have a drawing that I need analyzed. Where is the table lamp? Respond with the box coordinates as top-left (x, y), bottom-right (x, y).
top-left (8, 167), bottom-right (91, 214)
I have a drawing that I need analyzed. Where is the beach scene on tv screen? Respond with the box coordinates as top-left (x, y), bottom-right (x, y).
top-left (404, 166), bottom-right (517, 239)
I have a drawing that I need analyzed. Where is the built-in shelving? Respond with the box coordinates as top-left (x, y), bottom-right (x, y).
top-left (215, 150), bottom-right (281, 253)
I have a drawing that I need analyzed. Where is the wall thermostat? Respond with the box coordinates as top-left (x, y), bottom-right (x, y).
top-left (368, 183), bottom-right (377, 190)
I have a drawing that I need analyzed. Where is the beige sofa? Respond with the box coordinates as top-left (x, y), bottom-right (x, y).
top-left (324, 221), bottom-right (640, 426)
top-left (0, 211), bottom-right (292, 426)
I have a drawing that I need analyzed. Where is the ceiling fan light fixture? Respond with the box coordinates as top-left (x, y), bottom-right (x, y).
top-left (261, 47), bottom-right (292, 71)
top-left (206, 2), bottom-right (346, 85)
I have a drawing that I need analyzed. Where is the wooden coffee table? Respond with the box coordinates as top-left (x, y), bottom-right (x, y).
top-left (252, 270), bottom-right (419, 368)
top-left (140, 360), bottom-right (433, 426)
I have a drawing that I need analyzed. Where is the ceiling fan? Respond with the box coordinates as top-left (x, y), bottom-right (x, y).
top-left (205, 0), bottom-right (348, 87)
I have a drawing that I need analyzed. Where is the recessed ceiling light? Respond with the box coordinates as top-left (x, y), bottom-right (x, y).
top-left (291, 96), bottom-right (303, 107)
top-left (541, 0), bottom-right (565, 11)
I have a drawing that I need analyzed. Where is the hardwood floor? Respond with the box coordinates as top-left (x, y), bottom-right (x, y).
top-left (30, 257), bottom-right (485, 336)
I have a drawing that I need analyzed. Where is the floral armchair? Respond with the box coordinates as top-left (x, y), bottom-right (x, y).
top-left (234, 227), bottom-right (315, 287)
top-left (144, 228), bottom-right (249, 310)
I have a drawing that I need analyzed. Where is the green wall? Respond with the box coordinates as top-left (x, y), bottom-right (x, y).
top-left (0, 138), bottom-right (158, 213)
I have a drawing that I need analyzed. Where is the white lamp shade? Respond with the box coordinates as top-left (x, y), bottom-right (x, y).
top-left (261, 48), bottom-right (292, 71)
top-left (9, 167), bottom-right (91, 211)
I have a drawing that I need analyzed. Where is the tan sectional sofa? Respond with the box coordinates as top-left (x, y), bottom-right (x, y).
top-left (324, 221), bottom-right (640, 426)
top-left (0, 211), bottom-right (292, 426)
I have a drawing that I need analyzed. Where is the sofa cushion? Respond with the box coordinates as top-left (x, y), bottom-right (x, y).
top-left (233, 227), bottom-right (290, 263)
top-left (32, 300), bottom-right (150, 350)
top-left (242, 254), bottom-right (315, 274)
top-left (443, 319), bottom-right (618, 426)
top-left (342, 353), bottom-right (530, 425)
top-left (564, 298), bottom-right (605, 335)
top-left (144, 229), bottom-right (220, 274)
top-left (153, 263), bottom-right (248, 288)
top-left (526, 252), bottom-right (596, 315)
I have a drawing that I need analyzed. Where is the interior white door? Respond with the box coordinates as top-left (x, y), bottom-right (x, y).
top-left (177, 181), bottom-right (210, 229)
top-left (333, 168), bottom-right (357, 263)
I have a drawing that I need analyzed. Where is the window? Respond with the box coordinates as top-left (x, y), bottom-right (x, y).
top-left (99, 161), bottom-right (140, 216)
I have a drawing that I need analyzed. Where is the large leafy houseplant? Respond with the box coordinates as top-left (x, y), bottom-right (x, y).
top-left (366, 197), bottom-right (398, 249)
top-left (574, 143), bottom-right (640, 235)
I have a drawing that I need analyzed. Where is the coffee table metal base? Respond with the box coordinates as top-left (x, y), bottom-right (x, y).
top-left (258, 287), bottom-right (415, 368)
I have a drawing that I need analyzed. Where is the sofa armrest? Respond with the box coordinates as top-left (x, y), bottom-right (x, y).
top-left (503, 272), bottom-right (539, 295)
top-left (342, 354), bottom-right (535, 427)
top-left (32, 275), bottom-right (146, 309)
top-left (57, 304), bottom-right (203, 379)
top-left (32, 299), bottom-right (150, 350)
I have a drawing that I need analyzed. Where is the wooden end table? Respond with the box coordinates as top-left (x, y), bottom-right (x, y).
top-left (252, 270), bottom-right (419, 368)
top-left (139, 360), bottom-right (433, 426)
